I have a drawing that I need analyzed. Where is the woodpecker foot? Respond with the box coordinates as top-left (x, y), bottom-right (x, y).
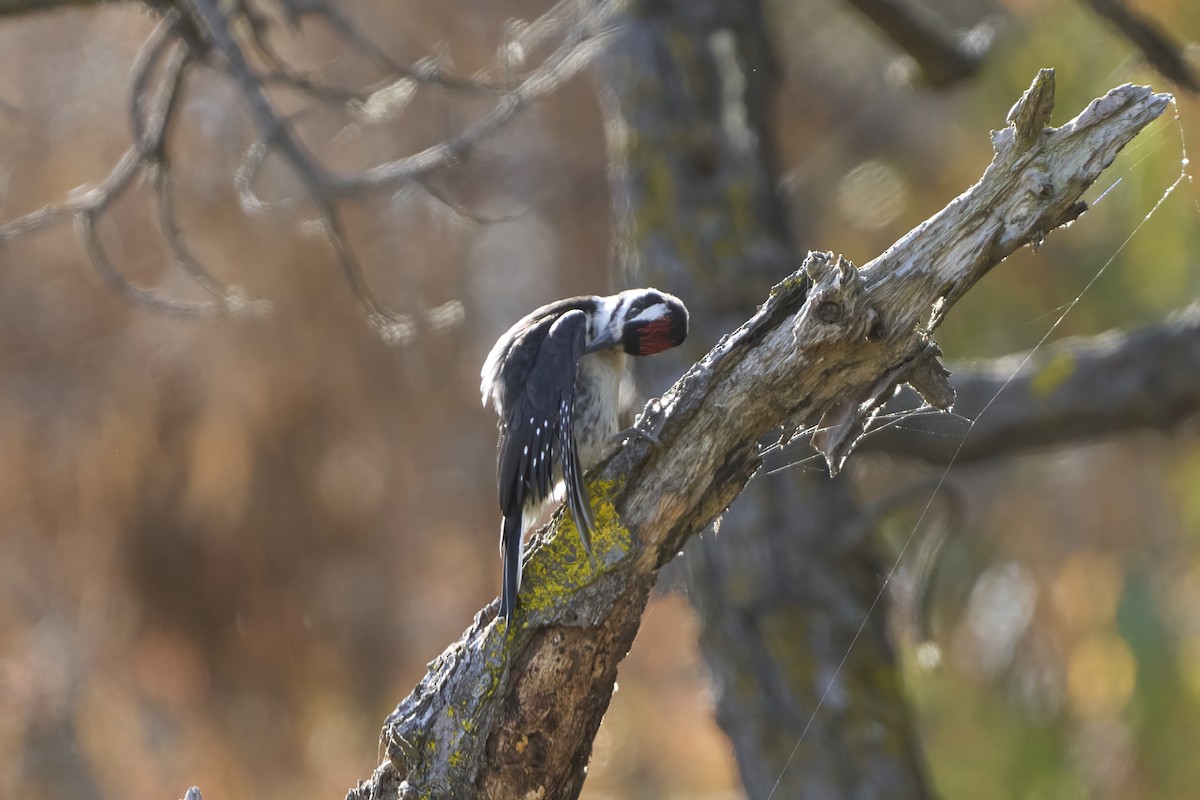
top-left (614, 398), bottom-right (668, 448)
top-left (617, 424), bottom-right (660, 447)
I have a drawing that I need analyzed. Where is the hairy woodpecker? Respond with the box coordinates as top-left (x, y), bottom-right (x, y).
top-left (481, 288), bottom-right (689, 618)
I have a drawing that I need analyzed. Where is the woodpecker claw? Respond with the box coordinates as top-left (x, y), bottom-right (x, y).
top-left (616, 423), bottom-right (661, 448)
top-left (621, 397), bottom-right (667, 447)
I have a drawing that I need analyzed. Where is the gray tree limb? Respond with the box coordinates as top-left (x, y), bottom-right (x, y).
top-left (0, 0), bottom-right (614, 339)
top-left (859, 303), bottom-right (1200, 464)
top-left (0, 0), bottom-right (116, 13)
top-left (842, 0), bottom-right (994, 87)
top-left (351, 72), bottom-right (1169, 799)
top-left (1083, 0), bottom-right (1199, 94)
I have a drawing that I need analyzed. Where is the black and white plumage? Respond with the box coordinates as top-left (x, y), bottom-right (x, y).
top-left (481, 288), bottom-right (689, 618)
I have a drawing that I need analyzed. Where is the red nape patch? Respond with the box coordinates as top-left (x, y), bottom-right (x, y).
top-left (636, 318), bottom-right (674, 354)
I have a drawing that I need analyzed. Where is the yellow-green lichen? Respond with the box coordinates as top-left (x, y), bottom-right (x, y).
top-left (517, 477), bottom-right (631, 616)
top-left (441, 705), bottom-right (477, 779)
top-left (1029, 350), bottom-right (1075, 397)
top-left (769, 269), bottom-right (809, 299)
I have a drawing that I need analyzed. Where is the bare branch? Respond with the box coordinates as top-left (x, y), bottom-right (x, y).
top-left (197, 0), bottom-right (617, 325)
top-left (266, 0), bottom-right (511, 93)
top-left (412, 176), bottom-right (525, 225)
top-left (842, 0), bottom-right (996, 87)
top-left (0, 146), bottom-right (137, 241)
top-left (222, 0), bottom-right (618, 211)
top-left (1083, 0), bottom-right (1199, 94)
top-left (324, 2), bottom-right (617, 195)
top-left (357, 74), bottom-right (1169, 798)
top-left (856, 303), bottom-right (1200, 464)
top-left (1, 10), bottom-right (272, 317)
top-left (153, 164), bottom-right (271, 316)
top-left (235, 0), bottom-right (505, 113)
top-left (2, 0), bottom-right (612, 329)
top-left (0, 0), bottom-right (118, 14)
top-left (183, 0), bottom-right (327, 189)
top-left (130, 10), bottom-right (185, 148)
top-left (76, 210), bottom-right (228, 316)
top-left (321, 203), bottom-right (418, 343)
top-left (195, 0), bottom-right (618, 327)
top-left (0, 15), bottom-right (181, 242)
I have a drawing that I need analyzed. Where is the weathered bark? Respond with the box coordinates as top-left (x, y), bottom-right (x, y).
top-left (598, 2), bottom-right (929, 797)
top-left (349, 72), bottom-right (1168, 800)
top-left (860, 303), bottom-right (1200, 464)
top-left (0, 0), bottom-right (116, 13)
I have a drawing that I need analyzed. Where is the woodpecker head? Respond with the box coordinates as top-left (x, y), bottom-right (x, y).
top-left (585, 288), bottom-right (689, 356)
top-left (480, 288), bottom-right (689, 414)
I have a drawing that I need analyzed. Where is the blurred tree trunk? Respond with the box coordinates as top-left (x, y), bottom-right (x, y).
top-left (599, 2), bottom-right (932, 797)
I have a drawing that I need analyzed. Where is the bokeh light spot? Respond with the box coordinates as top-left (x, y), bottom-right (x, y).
top-left (835, 160), bottom-right (908, 230)
top-left (1067, 632), bottom-right (1136, 718)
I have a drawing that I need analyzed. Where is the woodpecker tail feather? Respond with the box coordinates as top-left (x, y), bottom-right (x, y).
top-left (499, 514), bottom-right (523, 618)
top-left (560, 419), bottom-right (594, 557)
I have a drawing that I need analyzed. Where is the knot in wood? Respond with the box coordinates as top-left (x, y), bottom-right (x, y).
top-left (1001, 165), bottom-right (1056, 240)
top-left (816, 301), bottom-right (844, 324)
top-left (1024, 168), bottom-right (1053, 199)
top-left (796, 251), bottom-right (876, 343)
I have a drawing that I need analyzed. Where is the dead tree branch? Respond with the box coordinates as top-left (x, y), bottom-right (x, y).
top-left (0, 0), bottom-right (116, 12)
top-left (354, 72), bottom-right (1169, 799)
top-left (0, 14), bottom-right (244, 316)
top-left (857, 302), bottom-right (1200, 464)
top-left (841, 0), bottom-right (996, 87)
top-left (1083, 0), bottom-right (1199, 94)
top-left (0, 0), bottom-right (616, 335)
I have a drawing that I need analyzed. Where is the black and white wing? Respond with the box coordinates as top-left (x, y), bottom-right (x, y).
top-left (495, 309), bottom-right (595, 550)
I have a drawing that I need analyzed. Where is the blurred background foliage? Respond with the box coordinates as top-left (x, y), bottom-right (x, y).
top-left (0, 0), bottom-right (1197, 798)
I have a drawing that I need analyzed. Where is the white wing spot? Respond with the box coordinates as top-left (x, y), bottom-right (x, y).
top-left (523, 445), bottom-right (529, 455)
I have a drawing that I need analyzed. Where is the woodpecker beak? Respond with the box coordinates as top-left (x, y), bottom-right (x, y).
top-left (583, 330), bottom-right (620, 353)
